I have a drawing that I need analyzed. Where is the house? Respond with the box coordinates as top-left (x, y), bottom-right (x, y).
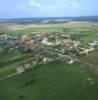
top-left (79, 47), bottom-right (94, 55)
top-left (16, 67), bottom-right (25, 74)
top-left (88, 41), bottom-right (98, 47)
top-left (55, 38), bottom-right (61, 45)
top-left (21, 35), bottom-right (28, 42)
top-left (24, 64), bottom-right (32, 69)
top-left (68, 59), bottom-right (74, 64)
top-left (42, 38), bottom-right (55, 46)
top-left (31, 60), bottom-right (38, 66)
top-left (0, 33), bottom-right (8, 40)
top-left (43, 57), bottom-right (47, 62)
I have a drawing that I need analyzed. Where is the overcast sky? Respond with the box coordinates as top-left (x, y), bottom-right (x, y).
top-left (0, 0), bottom-right (98, 18)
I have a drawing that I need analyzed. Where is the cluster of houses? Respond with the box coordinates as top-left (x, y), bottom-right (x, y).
top-left (0, 32), bottom-right (98, 74)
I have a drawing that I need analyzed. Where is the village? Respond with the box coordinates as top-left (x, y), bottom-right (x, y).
top-left (0, 0), bottom-right (98, 99)
top-left (0, 32), bottom-right (98, 76)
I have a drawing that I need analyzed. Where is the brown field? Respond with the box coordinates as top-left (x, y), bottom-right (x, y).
top-left (0, 21), bottom-right (98, 31)
top-left (81, 51), bottom-right (98, 65)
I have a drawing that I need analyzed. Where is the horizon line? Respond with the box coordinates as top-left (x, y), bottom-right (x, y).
top-left (0, 15), bottom-right (98, 20)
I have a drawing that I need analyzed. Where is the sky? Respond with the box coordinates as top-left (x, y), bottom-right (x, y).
top-left (0, 0), bottom-right (98, 18)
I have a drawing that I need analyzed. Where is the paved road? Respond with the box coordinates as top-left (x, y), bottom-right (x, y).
top-left (0, 72), bottom-right (20, 81)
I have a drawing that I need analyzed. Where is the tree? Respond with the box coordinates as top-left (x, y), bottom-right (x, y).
top-left (63, 28), bottom-right (69, 33)
top-left (19, 95), bottom-right (25, 99)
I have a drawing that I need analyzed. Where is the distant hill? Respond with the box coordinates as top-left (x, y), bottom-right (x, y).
top-left (0, 16), bottom-right (98, 24)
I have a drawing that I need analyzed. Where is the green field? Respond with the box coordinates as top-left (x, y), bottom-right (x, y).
top-left (0, 61), bottom-right (98, 100)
